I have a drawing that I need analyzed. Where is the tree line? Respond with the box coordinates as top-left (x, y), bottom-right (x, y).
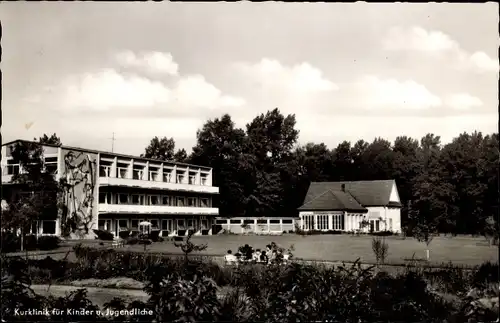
top-left (4, 111), bottom-right (499, 238)
top-left (143, 108), bottom-right (499, 237)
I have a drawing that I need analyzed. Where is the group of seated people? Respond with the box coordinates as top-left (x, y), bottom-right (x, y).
top-left (224, 244), bottom-right (291, 266)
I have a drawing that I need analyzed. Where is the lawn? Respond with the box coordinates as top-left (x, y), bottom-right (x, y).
top-left (124, 234), bottom-right (499, 266)
top-left (12, 234), bottom-right (498, 266)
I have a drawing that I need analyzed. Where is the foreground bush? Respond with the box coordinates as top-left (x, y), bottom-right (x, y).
top-left (93, 229), bottom-right (114, 241)
top-left (2, 250), bottom-right (499, 322)
top-left (0, 233), bottom-right (61, 253)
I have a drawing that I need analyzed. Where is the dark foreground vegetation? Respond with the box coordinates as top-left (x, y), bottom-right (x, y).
top-left (2, 244), bottom-right (498, 323)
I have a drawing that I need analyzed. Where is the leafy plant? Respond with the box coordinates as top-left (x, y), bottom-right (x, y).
top-left (173, 230), bottom-right (208, 264)
top-left (372, 237), bottom-right (389, 265)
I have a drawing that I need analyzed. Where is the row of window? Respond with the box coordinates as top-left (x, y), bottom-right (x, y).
top-left (98, 217), bottom-right (211, 235)
top-left (99, 165), bottom-right (209, 186)
top-left (27, 220), bottom-right (57, 235)
top-left (98, 192), bottom-right (211, 208)
top-left (215, 219), bottom-right (294, 225)
top-left (302, 214), bottom-right (345, 231)
top-left (4, 157), bottom-right (58, 176)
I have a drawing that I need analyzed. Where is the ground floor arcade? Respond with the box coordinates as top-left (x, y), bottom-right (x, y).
top-left (98, 214), bottom-right (214, 237)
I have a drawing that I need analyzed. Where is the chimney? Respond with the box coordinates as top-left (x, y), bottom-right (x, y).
top-left (341, 184), bottom-right (346, 192)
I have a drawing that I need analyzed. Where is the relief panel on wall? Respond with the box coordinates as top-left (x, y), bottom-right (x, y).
top-left (59, 150), bottom-right (98, 238)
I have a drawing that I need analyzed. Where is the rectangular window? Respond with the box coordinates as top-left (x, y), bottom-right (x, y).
top-left (176, 174), bottom-right (184, 184)
top-left (162, 219), bottom-right (172, 231)
top-left (30, 221), bottom-right (39, 235)
top-left (131, 195), bottom-right (144, 205)
top-left (269, 219), bottom-right (280, 224)
top-left (188, 175), bottom-right (196, 185)
top-left (162, 196), bottom-right (170, 206)
top-left (99, 166), bottom-right (111, 177)
top-left (132, 168), bottom-right (143, 180)
top-left (149, 170), bottom-right (159, 181)
top-left (389, 218), bottom-right (393, 230)
top-left (41, 220), bottom-right (56, 234)
top-left (200, 175), bottom-right (207, 186)
top-left (177, 197), bottom-right (185, 207)
top-left (187, 197), bottom-right (197, 207)
top-left (99, 192), bottom-right (106, 204)
top-left (187, 219), bottom-right (194, 228)
top-left (163, 171), bottom-right (171, 182)
top-left (45, 160), bottom-right (58, 174)
top-left (118, 194), bottom-right (129, 204)
top-left (201, 219), bottom-right (208, 229)
top-left (243, 219), bottom-right (254, 225)
top-left (257, 219), bottom-right (267, 224)
top-left (215, 219), bottom-right (228, 224)
top-left (331, 214), bottom-right (344, 230)
top-left (230, 219), bottom-right (241, 224)
top-left (282, 219), bottom-right (293, 224)
top-left (317, 215), bottom-right (329, 230)
top-left (304, 215), bottom-right (314, 230)
top-left (200, 198), bottom-right (209, 207)
top-left (117, 219), bottom-right (128, 231)
top-left (150, 219), bottom-right (159, 229)
top-left (177, 220), bottom-right (185, 228)
top-left (131, 220), bottom-right (139, 230)
top-left (149, 195), bottom-right (159, 205)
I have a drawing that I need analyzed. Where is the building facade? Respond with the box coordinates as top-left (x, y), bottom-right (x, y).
top-left (298, 180), bottom-right (402, 233)
top-left (1, 140), bottom-right (219, 239)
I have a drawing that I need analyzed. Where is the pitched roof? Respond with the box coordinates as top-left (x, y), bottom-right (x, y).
top-left (297, 189), bottom-right (368, 213)
top-left (299, 180), bottom-right (401, 211)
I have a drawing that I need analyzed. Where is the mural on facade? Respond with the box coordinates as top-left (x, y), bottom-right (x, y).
top-left (59, 150), bottom-right (98, 237)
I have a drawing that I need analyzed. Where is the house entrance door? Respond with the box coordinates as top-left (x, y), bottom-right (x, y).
top-left (370, 220), bottom-right (380, 232)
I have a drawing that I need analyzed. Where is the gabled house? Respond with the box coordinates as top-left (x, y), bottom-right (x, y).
top-left (298, 180), bottom-right (402, 233)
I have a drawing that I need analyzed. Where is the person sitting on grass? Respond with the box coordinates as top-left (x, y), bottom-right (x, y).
top-left (269, 249), bottom-right (278, 264)
top-left (259, 250), bottom-right (268, 264)
top-left (224, 250), bottom-right (237, 265)
top-left (253, 249), bottom-right (262, 262)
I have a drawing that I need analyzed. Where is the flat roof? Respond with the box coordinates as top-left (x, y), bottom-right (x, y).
top-left (2, 139), bottom-right (212, 171)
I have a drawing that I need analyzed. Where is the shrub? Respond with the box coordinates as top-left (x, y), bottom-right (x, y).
top-left (118, 230), bottom-right (131, 239)
top-left (0, 232), bottom-right (20, 253)
top-left (237, 244), bottom-right (254, 261)
top-left (93, 229), bottom-right (114, 241)
top-left (372, 237), bottom-right (389, 264)
top-left (37, 236), bottom-right (61, 250)
top-left (372, 230), bottom-right (394, 236)
top-left (472, 261), bottom-right (499, 288)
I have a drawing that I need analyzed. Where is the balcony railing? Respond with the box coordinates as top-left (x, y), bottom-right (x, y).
top-left (99, 203), bottom-right (219, 215)
top-left (98, 176), bottom-right (219, 194)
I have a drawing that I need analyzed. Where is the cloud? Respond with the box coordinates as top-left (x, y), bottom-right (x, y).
top-left (173, 75), bottom-right (245, 108)
top-left (383, 26), bottom-right (499, 73)
top-left (234, 58), bottom-right (338, 93)
top-left (62, 69), bottom-right (171, 110)
top-left (355, 76), bottom-right (442, 110)
top-left (51, 51), bottom-right (245, 112)
top-left (445, 93), bottom-right (483, 110)
top-left (115, 50), bottom-right (179, 75)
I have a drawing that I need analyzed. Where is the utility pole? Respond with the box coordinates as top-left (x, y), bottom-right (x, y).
top-left (110, 132), bottom-right (116, 153)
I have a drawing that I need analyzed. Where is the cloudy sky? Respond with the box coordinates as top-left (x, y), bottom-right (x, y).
top-left (1, 3), bottom-right (498, 156)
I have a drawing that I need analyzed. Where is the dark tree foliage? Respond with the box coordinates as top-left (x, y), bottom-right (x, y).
top-left (145, 109), bottom-right (498, 236)
top-left (141, 136), bottom-right (188, 163)
top-left (1, 141), bottom-right (61, 251)
top-left (38, 133), bottom-right (62, 146)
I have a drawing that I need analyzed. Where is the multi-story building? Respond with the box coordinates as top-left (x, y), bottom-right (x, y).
top-left (1, 140), bottom-right (219, 239)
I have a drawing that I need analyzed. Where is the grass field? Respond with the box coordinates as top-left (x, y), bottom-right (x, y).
top-left (12, 234), bottom-right (498, 266)
top-left (124, 234), bottom-right (498, 266)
